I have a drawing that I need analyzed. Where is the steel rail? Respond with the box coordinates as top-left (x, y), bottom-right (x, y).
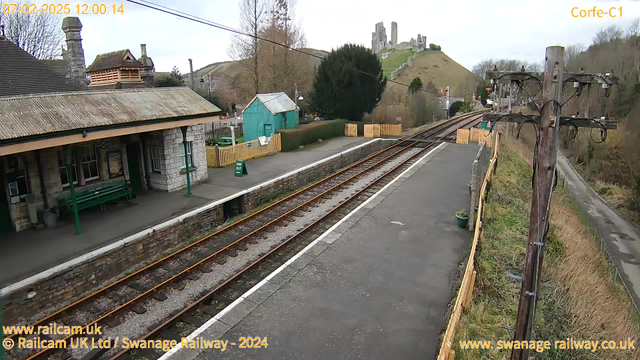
top-left (6, 117), bottom-right (450, 339)
top-left (109, 113), bottom-right (485, 360)
top-left (8, 113), bottom-right (477, 338)
top-left (12, 112), bottom-right (484, 360)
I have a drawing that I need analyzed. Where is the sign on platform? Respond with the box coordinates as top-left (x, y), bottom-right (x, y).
top-left (396, 116), bottom-right (402, 122)
top-left (234, 160), bottom-right (248, 177)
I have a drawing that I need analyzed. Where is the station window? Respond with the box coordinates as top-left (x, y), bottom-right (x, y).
top-left (150, 145), bottom-right (162, 173)
top-left (179, 142), bottom-right (193, 170)
top-left (6, 155), bottom-right (30, 200)
top-left (80, 145), bottom-right (100, 181)
top-left (58, 149), bottom-right (78, 187)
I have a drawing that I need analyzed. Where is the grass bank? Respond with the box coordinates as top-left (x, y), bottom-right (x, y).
top-left (453, 139), bottom-right (639, 360)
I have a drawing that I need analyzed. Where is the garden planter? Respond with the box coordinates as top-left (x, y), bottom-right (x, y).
top-left (456, 214), bottom-right (469, 229)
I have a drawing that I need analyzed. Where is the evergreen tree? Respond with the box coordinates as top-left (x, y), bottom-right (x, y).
top-left (170, 66), bottom-right (183, 83)
top-left (311, 44), bottom-right (386, 121)
top-left (408, 77), bottom-right (423, 94)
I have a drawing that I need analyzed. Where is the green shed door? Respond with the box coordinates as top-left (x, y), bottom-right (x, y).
top-left (264, 124), bottom-right (273, 137)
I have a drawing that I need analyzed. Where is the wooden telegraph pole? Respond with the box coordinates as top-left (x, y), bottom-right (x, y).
top-left (510, 46), bottom-right (564, 360)
top-left (483, 48), bottom-right (618, 360)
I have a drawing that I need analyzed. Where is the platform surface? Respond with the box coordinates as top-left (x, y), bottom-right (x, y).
top-left (172, 143), bottom-right (479, 360)
top-left (0, 137), bottom-right (371, 287)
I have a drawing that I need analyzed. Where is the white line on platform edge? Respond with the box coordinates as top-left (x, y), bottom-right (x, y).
top-left (1, 138), bottom-right (389, 297)
top-left (157, 141), bottom-right (447, 360)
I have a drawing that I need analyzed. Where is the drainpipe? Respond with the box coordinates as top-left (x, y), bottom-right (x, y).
top-left (141, 136), bottom-right (151, 190)
top-left (64, 145), bottom-right (81, 235)
top-left (180, 126), bottom-right (192, 196)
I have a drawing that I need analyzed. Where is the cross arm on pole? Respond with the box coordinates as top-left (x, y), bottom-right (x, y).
top-left (482, 113), bottom-right (617, 129)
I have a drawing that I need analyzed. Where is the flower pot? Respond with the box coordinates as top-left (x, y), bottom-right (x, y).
top-left (456, 214), bottom-right (469, 229)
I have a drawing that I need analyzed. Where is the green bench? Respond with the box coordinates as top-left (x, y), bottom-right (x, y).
top-left (57, 181), bottom-right (132, 215)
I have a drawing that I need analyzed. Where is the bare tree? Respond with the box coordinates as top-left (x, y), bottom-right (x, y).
top-left (0, 0), bottom-right (63, 59)
top-left (228, 0), bottom-right (266, 95)
top-left (593, 25), bottom-right (624, 45)
top-left (260, 0), bottom-right (306, 95)
top-left (627, 18), bottom-right (639, 39)
top-left (471, 59), bottom-right (494, 79)
top-left (564, 43), bottom-right (585, 68)
top-left (525, 61), bottom-right (543, 73)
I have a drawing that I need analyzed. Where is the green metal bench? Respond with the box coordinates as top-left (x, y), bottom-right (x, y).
top-left (57, 181), bottom-right (132, 215)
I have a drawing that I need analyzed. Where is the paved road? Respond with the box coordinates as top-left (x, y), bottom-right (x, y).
top-left (557, 155), bottom-right (640, 307)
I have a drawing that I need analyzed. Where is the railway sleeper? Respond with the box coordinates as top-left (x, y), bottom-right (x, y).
top-left (180, 315), bottom-right (206, 327)
top-left (130, 304), bottom-right (147, 315)
top-left (161, 329), bottom-right (182, 342)
top-left (152, 292), bottom-right (168, 301)
top-left (212, 255), bottom-right (227, 265)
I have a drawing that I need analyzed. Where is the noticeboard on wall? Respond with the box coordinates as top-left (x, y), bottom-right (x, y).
top-left (107, 151), bottom-right (124, 178)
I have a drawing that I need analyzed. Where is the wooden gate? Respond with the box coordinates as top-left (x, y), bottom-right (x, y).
top-left (456, 129), bottom-right (470, 144)
top-left (364, 124), bottom-right (381, 138)
top-left (345, 123), bottom-right (358, 137)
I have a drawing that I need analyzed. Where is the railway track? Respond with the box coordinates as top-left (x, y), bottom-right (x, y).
top-left (4, 111), bottom-right (485, 360)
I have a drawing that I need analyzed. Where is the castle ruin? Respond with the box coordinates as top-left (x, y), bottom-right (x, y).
top-left (371, 21), bottom-right (427, 55)
top-left (371, 22), bottom-right (388, 54)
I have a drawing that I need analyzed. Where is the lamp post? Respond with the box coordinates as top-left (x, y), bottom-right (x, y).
top-left (294, 83), bottom-right (303, 128)
top-left (200, 77), bottom-right (212, 103)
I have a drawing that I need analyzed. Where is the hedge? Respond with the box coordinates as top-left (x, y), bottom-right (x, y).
top-left (278, 120), bottom-right (346, 151)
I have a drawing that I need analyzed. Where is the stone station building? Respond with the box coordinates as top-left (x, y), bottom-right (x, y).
top-left (0, 88), bottom-right (221, 233)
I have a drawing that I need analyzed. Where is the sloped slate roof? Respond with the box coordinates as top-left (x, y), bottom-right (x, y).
top-left (243, 92), bottom-right (297, 115)
top-left (86, 50), bottom-right (144, 72)
top-left (41, 59), bottom-right (70, 77)
top-left (0, 38), bottom-right (84, 97)
top-left (0, 87), bottom-right (221, 141)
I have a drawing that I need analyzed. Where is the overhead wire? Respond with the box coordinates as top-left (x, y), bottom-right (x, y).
top-left (125, 0), bottom-right (444, 96)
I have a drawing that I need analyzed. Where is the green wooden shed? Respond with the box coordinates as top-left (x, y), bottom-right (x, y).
top-left (242, 92), bottom-right (298, 141)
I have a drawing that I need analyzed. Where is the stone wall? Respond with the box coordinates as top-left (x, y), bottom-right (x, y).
top-left (2, 204), bottom-right (224, 324)
top-left (242, 140), bottom-right (390, 212)
top-left (163, 125), bottom-right (208, 192)
top-left (1, 139), bottom-right (391, 324)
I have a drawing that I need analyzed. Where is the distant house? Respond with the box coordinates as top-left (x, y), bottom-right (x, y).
top-left (242, 93), bottom-right (298, 141)
top-left (85, 49), bottom-right (148, 89)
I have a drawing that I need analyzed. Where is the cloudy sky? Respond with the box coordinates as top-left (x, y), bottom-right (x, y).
top-left (68, 0), bottom-right (640, 73)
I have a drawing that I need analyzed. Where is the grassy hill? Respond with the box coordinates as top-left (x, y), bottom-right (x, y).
top-left (169, 48), bottom-right (329, 88)
top-left (383, 50), bottom-right (481, 100)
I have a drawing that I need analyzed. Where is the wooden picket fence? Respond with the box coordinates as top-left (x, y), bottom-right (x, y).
top-left (345, 123), bottom-right (358, 137)
top-left (456, 129), bottom-right (470, 144)
top-left (469, 128), bottom-right (491, 143)
top-left (206, 133), bottom-right (281, 167)
top-left (364, 124), bottom-right (402, 138)
top-left (364, 124), bottom-right (381, 138)
top-left (437, 132), bottom-right (500, 360)
top-left (379, 124), bottom-right (402, 136)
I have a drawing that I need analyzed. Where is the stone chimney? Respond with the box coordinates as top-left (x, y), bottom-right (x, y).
top-left (61, 17), bottom-right (87, 86)
top-left (138, 44), bottom-right (155, 87)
